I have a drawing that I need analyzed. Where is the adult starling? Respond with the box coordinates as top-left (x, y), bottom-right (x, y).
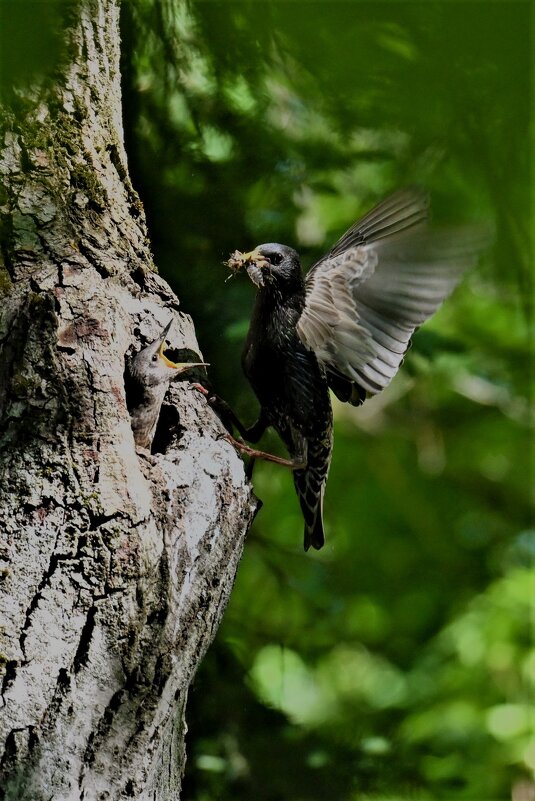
top-left (225, 188), bottom-right (486, 551)
top-left (126, 320), bottom-right (206, 450)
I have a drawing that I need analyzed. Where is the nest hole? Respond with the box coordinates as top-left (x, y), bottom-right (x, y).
top-left (152, 402), bottom-right (185, 454)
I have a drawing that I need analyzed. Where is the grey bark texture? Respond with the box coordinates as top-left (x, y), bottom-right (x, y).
top-left (0, 1), bottom-right (255, 799)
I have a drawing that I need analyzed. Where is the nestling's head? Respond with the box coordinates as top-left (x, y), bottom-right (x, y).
top-left (227, 243), bottom-right (302, 290)
top-left (130, 320), bottom-right (207, 389)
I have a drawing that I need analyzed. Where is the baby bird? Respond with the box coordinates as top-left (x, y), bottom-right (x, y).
top-left (126, 320), bottom-right (206, 450)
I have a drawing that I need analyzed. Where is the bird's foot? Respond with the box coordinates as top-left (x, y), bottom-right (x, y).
top-left (190, 384), bottom-right (228, 411)
top-left (220, 433), bottom-right (304, 469)
top-left (189, 382), bottom-right (210, 396)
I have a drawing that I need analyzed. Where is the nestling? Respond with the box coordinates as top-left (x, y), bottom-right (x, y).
top-left (126, 320), bottom-right (206, 451)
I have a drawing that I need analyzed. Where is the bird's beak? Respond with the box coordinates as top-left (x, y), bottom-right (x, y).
top-left (158, 340), bottom-right (208, 373)
top-left (157, 323), bottom-right (208, 372)
top-left (172, 362), bottom-right (209, 375)
top-left (243, 249), bottom-right (269, 288)
top-left (226, 248), bottom-right (269, 270)
top-left (158, 341), bottom-right (208, 373)
top-left (241, 248), bottom-right (264, 263)
top-left (156, 321), bottom-right (176, 368)
top-left (160, 319), bottom-right (173, 340)
top-left (225, 248), bottom-right (269, 287)
top-left (243, 249), bottom-right (270, 269)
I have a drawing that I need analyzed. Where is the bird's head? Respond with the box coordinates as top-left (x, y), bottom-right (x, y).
top-left (130, 320), bottom-right (207, 388)
top-left (227, 243), bottom-right (302, 289)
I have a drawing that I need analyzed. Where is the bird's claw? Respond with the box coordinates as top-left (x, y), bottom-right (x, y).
top-left (220, 433), bottom-right (298, 469)
top-left (189, 382), bottom-right (209, 396)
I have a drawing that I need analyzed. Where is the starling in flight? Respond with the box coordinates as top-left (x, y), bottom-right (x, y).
top-left (225, 188), bottom-right (486, 551)
top-left (126, 320), bottom-right (206, 451)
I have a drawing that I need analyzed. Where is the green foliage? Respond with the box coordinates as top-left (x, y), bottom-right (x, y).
top-left (121, 1), bottom-right (532, 799)
top-left (0, 0), bottom-right (66, 97)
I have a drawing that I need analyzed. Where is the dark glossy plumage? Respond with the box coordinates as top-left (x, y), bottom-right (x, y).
top-left (235, 189), bottom-right (487, 550)
top-left (241, 246), bottom-right (332, 549)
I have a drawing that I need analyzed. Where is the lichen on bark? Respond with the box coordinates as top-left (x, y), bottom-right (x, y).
top-left (0, 1), bottom-right (255, 799)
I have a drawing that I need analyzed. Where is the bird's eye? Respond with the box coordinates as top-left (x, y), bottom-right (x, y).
top-left (269, 252), bottom-right (283, 265)
top-left (152, 354), bottom-right (158, 362)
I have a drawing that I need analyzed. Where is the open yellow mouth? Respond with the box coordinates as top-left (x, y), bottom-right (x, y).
top-left (158, 341), bottom-right (208, 373)
top-left (158, 341), bottom-right (181, 369)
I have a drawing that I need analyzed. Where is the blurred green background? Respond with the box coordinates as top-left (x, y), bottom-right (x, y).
top-left (4, 1), bottom-right (533, 799)
top-left (124, 2), bottom-right (532, 800)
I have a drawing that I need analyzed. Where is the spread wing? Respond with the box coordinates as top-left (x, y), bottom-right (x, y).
top-left (296, 188), bottom-right (485, 403)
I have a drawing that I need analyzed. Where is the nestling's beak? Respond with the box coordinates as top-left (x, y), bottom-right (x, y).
top-left (171, 361), bottom-right (209, 375)
top-left (158, 343), bottom-right (208, 374)
top-left (157, 320), bottom-right (208, 373)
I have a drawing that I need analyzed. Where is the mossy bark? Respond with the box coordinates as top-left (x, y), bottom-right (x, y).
top-left (0, 1), bottom-right (254, 799)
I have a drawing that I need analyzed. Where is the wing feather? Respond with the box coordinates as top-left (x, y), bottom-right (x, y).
top-left (297, 188), bottom-right (487, 402)
top-left (328, 187), bottom-right (429, 255)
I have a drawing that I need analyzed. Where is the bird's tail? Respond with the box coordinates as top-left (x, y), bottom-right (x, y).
top-left (293, 434), bottom-right (332, 551)
top-left (302, 488), bottom-right (325, 551)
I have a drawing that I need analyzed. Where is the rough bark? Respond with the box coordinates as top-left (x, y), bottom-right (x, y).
top-left (0, 1), bottom-right (255, 799)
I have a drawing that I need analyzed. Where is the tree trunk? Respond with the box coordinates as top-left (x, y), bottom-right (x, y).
top-left (0, 1), bottom-right (255, 798)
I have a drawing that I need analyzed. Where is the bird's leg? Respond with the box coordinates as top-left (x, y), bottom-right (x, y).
top-left (220, 435), bottom-right (299, 468)
top-left (239, 412), bottom-right (269, 443)
top-left (190, 384), bottom-right (267, 440)
top-left (191, 385), bottom-right (306, 470)
top-left (220, 412), bottom-right (301, 471)
top-left (221, 431), bottom-right (307, 471)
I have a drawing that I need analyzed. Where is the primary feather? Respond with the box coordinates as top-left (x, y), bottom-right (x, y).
top-left (297, 188), bottom-right (484, 400)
